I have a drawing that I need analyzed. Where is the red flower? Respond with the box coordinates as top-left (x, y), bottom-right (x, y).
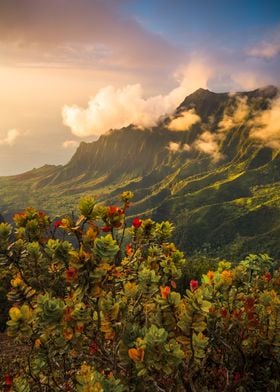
top-left (108, 206), bottom-right (124, 216)
top-left (5, 374), bottom-right (12, 386)
top-left (245, 297), bottom-right (255, 309)
top-left (54, 220), bottom-right (62, 229)
top-left (102, 226), bottom-right (112, 232)
top-left (65, 267), bottom-right (78, 282)
top-left (220, 308), bottom-right (228, 318)
top-left (264, 271), bottom-right (272, 282)
top-left (234, 372), bottom-right (241, 384)
top-left (132, 217), bottom-right (142, 228)
top-left (89, 341), bottom-right (99, 355)
top-left (190, 280), bottom-right (199, 291)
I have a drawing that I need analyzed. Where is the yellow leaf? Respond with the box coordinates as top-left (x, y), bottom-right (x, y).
top-left (9, 307), bottom-right (21, 321)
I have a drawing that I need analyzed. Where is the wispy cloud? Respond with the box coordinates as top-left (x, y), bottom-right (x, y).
top-left (0, 0), bottom-right (182, 70)
top-left (62, 140), bottom-right (79, 149)
top-left (248, 42), bottom-right (280, 59)
top-left (218, 96), bottom-right (250, 132)
top-left (247, 28), bottom-right (280, 60)
top-left (250, 96), bottom-right (280, 149)
top-left (192, 95), bottom-right (250, 162)
top-left (193, 131), bottom-right (223, 162)
top-left (0, 129), bottom-right (22, 146)
top-left (168, 109), bottom-right (201, 131)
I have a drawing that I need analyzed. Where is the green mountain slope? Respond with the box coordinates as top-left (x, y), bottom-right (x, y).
top-left (0, 86), bottom-right (279, 259)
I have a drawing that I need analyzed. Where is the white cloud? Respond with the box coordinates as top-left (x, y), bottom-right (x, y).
top-left (62, 59), bottom-right (213, 137)
top-left (168, 142), bottom-right (181, 152)
top-left (167, 141), bottom-right (191, 153)
top-left (0, 129), bottom-right (21, 146)
top-left (250, 96), bottom-right (280, 149)
top-left (168, 109), bottom-right (201, 131)
top-left (193, 131), bottom-right (223, 162)
top-left (62, 140), bottom-right (79, 149)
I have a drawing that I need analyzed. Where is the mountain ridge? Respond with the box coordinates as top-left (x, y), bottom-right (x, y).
top-left (0, 86), bottom-right (279, 259)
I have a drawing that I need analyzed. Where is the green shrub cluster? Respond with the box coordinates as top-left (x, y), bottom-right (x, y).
top-left (0, 193), bottom-right (279, 391)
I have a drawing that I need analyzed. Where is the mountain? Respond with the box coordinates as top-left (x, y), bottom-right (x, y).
top-left (0, 86), bottom-right (279, 260)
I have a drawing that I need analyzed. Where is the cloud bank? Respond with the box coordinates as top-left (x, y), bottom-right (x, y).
top-left (62, 60), bottom-right (212, 137)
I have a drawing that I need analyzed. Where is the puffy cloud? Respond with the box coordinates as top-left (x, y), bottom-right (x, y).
top-left (193, 131), bottom-right (223, 162)
top-left (183, 143), bottom-right (191, 151)
top-left (0, 129), bottom-right (21, 146)
top-left (172, 60), bottom-right (214, 96)
top-left (168, 109), bottom-right (201, 131)
top-left (250, 97), bottom-right (280, 149)
top-left (62, 59), bottom-right (212, 137)
top-left (168, 142), bottom-right (180, 152)
top-left (218, 96), bottom-right (249, 132)
top-left (167, 142), bottom-right (191, 153)
top-left (62, 140), bottom-right (79, 149)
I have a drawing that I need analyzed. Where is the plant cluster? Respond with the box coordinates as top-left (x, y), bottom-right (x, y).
top-left (0, 192), bottom-right (279, 391)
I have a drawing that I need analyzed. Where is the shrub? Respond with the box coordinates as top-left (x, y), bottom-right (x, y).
top-left (0, 193), bottom-right (279, 391)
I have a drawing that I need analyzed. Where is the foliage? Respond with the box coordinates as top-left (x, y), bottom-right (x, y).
top-left (0, 192), bottom-right (279, 391)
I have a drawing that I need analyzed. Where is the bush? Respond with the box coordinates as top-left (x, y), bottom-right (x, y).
top-left (0, 193), bottom-right (279, 391)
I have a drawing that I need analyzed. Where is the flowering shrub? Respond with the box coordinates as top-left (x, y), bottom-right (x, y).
top-left (0, 192), bottom-right (279, 391)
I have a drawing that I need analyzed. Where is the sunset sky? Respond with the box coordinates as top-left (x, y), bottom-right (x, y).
top-left (0, 0), bottom-right (280, 175)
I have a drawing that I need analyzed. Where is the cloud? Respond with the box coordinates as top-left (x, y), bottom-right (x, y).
top-left (247, 29), bottom-right (280, 60)
top-left (62, 59), bottom-right (213, 137)
top-left (0, 0), bottom-right (182, 70)
top-left (183, 143), bottom-right (191, 151)
top-left (173, 60), bottom-right (214, 95)
top-left (192, 95), bottom-right (250, 162)
top-left (62, 140), bottom-right (79, 149)
top-left (167, 142), bottom-right (191, 153)
top-left (168, 142), bottom-right (180, 152)
top-left (168, 109), bottom-right (201, 131)
top-left (0, 129), bottom-right (21, 146)
top-left (248, 42), bottom-right (280, 59)
top-left (218, 96), bottom-right (250, 132)
top-left (193, 131), bottom-right (223, 162)
top-left (250, 96), bottom-right (280, 149)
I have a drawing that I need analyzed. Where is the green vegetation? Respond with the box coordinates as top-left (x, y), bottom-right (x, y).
top-left (0, 193), bottom-right (279, 391)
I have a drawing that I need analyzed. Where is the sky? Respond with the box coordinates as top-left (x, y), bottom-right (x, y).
top-left (0, 0), bottom-right (279, 175)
